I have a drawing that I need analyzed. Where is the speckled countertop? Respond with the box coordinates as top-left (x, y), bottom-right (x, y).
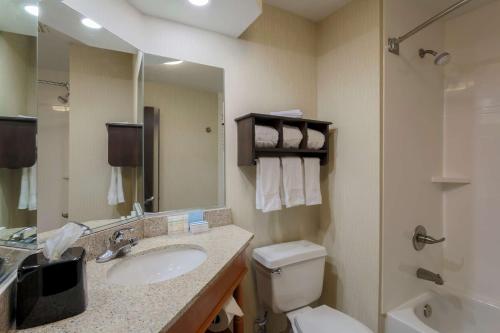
top-left (17, 225), bottom-right (253, 333)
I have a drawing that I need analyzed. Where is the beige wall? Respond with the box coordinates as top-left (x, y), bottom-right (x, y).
top-left (0, 31), bottom-right (36, 230)
top-left (382, 0), bottom-right (445, 314)
top-left (69, 44), bottom-right (136, 222)
top-left (144, 82), bottom-right (219, 211)
top-left (37, 69), bottom-right (70, 232)
top-left (317, 0), bottom-right (381, 330)
top-left (442, 0), bottom-right (500, 306)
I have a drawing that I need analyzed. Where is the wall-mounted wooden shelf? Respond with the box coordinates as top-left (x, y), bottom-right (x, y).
top-left (235, 113), bottom-right (332, 166)
top-left (0, 116), bottom-right (37, 169)
top-left (431, 176), bottom-right (471, 184)
top-left (106, 123), bottom-right (143, 167)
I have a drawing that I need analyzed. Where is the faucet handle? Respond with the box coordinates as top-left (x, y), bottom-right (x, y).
top-left (413, 225), bottom-right (445, 251)
top-left (111, 227), bottom-right (135, 243)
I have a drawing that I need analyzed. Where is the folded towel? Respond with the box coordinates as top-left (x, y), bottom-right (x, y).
top-left (307, 128), bottom-right (326, 150)
top-left (256, 158), bottom-right (282, 213)
top-left (281, 157), bottom-right (305, 208)
top-left (282, 125), bottom-right (303, 148)
top-left (255, 125), bottom-right (279, 148)
top-left (303, 158), bottom-right (322, 206)
top-left (18, 163), bottom-right (37, 211)
top-left (108, 167), bottom-right (125, 206)
top-left (270, 109), bottom-right (303, 118)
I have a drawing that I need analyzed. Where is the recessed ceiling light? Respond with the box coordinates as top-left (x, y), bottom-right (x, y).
top-left (81, 18), bottom-right (102, 29)
top-left (163, 60), bottom-right (184, 66)
top-left (188, 0), bottom-right (210, 7)
top-left (24, 5), bottom-right (39, 17)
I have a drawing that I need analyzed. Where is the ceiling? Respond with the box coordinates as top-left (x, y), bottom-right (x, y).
top-left (264, 0), bottom-right (351, 22)
top-left (0, 0), bottom-right (37, 36)
top-left (127, 0), bottom-right (262, 37)
top-left (37, 0), bottom-right (136, 72)
top-left (144, 54), bottom-right (224, 94)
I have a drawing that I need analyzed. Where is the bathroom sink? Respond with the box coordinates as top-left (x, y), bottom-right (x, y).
top-left (106, 245), bottom-right (207, 285)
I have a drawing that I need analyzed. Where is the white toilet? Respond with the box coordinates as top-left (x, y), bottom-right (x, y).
top-left (253, 240), bottom-right (373, 333)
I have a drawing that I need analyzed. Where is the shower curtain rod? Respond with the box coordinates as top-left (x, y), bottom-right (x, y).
top-left (388, 0), bottom-right (472, 55)
top-left (37, 79), bottom-right (69, 88)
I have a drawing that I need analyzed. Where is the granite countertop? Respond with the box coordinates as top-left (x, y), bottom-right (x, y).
top-left (18, 225), bottom-right (253, 333)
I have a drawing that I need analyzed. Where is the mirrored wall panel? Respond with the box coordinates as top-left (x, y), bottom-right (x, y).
top-left (143, 54), bottom-right (225, 212)
top-left (0, 0), bottom-right (38, 247)
top-left (35, 0), bottom-right (143, 242)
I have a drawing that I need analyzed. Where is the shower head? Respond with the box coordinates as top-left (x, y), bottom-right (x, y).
top-left (419, 49), bottom-right (451, 66)
top-left (57, 94), bottom-right (69, 104)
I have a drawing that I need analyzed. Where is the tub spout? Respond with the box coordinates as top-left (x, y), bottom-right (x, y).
top-left (417, 268), bottom-right (444, 285)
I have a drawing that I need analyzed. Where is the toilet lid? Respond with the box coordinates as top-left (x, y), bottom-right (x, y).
top-left (294, 305), bottom-right (373, 333)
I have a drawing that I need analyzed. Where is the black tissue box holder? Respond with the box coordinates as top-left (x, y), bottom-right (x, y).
top-left (16, 247), bottom-right (87, 329)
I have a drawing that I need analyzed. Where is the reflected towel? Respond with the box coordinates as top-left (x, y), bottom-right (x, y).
top-left (256, 158), bottom-right (282, 213)
top-left (281, 157), bottom-right (305, 208)
top-left (107, 167), bottom-right (125, 206)
top-left (18, 163), bottom-right (37, 211)
top-left (304, 158), bottom-right (322, 206)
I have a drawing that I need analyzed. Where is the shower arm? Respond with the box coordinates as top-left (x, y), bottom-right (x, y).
top-left (388, 0), bottom-right (472, 55)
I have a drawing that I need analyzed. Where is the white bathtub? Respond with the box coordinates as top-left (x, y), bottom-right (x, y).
top-left (385, 291), bottom-right (500, 333)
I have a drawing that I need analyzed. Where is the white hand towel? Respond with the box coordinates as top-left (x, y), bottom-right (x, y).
top-left (304, 158), bottom-right (322, 206)
top-left (270, 109), bottom-right (303, 118)
top-left (28, 163), bottom-right (37, 211)
top-left (18, 168), bottom-right (29, 210)
top-left (282, 125), bottom-right (303, 148)
top-left (256, 158), bottom-right (282, 213)
top-left (107, 167), bottom-right (125, 206)
top-left (18, 164), bottom-right (37, 210)
top-left (255, 125), bottom-right (279, 148)
top-left (281, 157), bottom-right (305, 208)
top-left (307, 128), bottom-right (326, 150)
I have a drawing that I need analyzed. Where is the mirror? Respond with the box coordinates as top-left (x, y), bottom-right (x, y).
top-left (0, 0), bottom-right (38, 247)
top-left (36, 0), bottom-right (143, 241)
top-left (143, 54), bottom-right (225, 212)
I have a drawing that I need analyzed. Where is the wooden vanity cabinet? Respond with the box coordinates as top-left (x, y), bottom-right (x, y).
top-left (165, 249), bottom-right (248, 333)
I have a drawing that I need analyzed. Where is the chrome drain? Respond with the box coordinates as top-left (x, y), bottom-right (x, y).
top-left (423, 304), bottom-right (432, 318)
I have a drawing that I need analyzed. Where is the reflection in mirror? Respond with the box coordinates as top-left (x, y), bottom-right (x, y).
top-left (35, 0), bottom-right (143, 242)
top-left (143, 55), bottom-right (224, 212)
top-left (0, 0), bottom-right (38, 247)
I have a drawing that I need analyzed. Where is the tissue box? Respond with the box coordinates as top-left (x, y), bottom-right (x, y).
top-left (16, 247), bottom-right (87, 329)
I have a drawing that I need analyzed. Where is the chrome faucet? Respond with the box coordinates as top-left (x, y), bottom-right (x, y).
top-left (8, 226), bottom-right (36, 242)
top-left (417, 268), bottom-right (444, 285)
top-left (96, 227), bottom-right (139, 263)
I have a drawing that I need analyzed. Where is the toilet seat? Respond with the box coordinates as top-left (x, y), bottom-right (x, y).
top-left (291, 305), bottom-right (373, 333)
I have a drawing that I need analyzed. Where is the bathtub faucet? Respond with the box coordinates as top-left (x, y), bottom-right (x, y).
top-left (417, 268), bottom-right (444, 285)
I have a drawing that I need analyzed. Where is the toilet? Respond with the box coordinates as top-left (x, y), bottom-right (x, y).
top-left (253, 240), bottom-right (373, 333)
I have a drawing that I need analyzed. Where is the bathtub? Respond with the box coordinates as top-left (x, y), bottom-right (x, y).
top-left (385, 291), bottom-right (500, 333)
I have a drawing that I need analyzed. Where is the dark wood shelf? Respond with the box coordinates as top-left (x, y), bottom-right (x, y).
top-left (235, 113), bottom-right (332, 166)
top-left (0, 116), bottom-right (37, 169)
top-left (106, 123), bottom-right (143, 167)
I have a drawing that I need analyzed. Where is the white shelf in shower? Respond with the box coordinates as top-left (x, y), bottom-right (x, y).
top-left (431, 176), bottom-right (471, 184)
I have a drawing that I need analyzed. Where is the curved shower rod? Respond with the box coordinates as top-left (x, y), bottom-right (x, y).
top-left (388, 0), bottom-right (472, 55)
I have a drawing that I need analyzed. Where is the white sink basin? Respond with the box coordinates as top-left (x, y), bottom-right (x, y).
top-left (106, 245), bottom-right (207, 286)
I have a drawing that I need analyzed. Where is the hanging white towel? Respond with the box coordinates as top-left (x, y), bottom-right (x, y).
top-left (18, 163), bottom-right (37, 211)
top-left (281, 157), bottom-right (305, 208)
top-left (303, 158), bottom-right (322, 206)
top-left (107, 167), bottom-right (125, 206)
top-left (256, 158), bottom-right (282, 213)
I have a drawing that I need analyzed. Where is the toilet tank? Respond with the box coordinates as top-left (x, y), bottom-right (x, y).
top-left (253, 240), bottom-right (327, 313)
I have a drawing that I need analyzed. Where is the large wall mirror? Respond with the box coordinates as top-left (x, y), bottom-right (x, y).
top-left (0, 0), bottom-right (144, 249)
top-left (143, 54), bottom-right (225, 212)
top-left (0, 0), bottom-right (38, 247)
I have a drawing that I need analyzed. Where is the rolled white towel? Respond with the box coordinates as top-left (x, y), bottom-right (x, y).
top-left (255, 125), bottom-right (279, 148)
top-left (282, 125), bottom-right (303, 148)
top-left (307, 129), bottom-right (326, 150)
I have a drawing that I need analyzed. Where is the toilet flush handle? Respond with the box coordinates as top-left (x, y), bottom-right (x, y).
top-left (271, 268), bottom-right (282, 276)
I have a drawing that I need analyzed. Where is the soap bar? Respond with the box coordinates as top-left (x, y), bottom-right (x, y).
top-left (190, 220), bottom-right (209, 234)
top-left (167, 214), bottom-right (189, 234)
